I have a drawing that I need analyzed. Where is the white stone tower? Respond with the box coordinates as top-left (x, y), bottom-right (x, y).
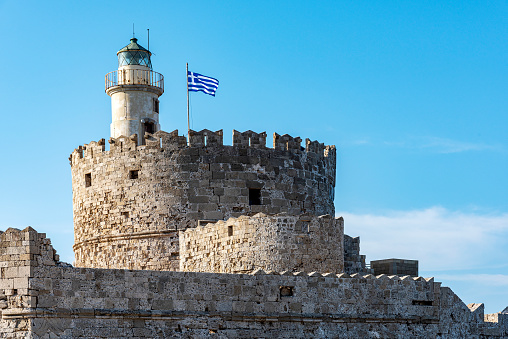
top-left (105, 38), bottom-right (164, 145)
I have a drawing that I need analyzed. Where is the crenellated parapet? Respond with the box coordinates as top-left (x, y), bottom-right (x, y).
top-left (188, 129), bottom-right (224, 147)
top-left (109, 134), bottom-right (137, 152)
top-left (146, 130), bottom-right (187, 149)
top-left (87, 138), bottom-right (106, 155)
top-left (70, 129), bottom-right (336, 168)
top-left (245, 268), bottom-right (435, 283)
top-left (233, 130), bottom-right (267, 148)
top-left (273, 133), bottom-right (302, 152)
top-left (324, 144), bottom-right (336, 161)
top-left (306, 138), bottom-right (325, 155)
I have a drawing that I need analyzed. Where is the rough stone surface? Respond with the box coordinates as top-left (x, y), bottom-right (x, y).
top-left (180, 213), bottom-right (344, 274)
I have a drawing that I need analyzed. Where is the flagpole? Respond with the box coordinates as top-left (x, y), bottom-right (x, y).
top-left (186, 63), bottom-right (190, 136)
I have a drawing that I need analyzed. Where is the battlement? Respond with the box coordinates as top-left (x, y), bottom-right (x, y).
top-left (233, 130), bottom-right (267, 148)
top-left (245, 267), bottom-right (435, 284)
top-left (273, 133), bottom-right (302, 151)
top-left (188, 129), bottom-right (224, 147)
top-left (70, 129), bottom-right (336, 166)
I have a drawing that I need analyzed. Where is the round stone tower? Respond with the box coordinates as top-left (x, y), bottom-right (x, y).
top-left (71, 130), bottom-right (336, 271)
top-left (105, 37), bottom-right (163, 145)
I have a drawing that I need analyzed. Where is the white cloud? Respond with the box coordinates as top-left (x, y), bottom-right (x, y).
top-left (417, 137), bottom-right (502, 154)
top-left (338, 207), bottom-right (508, 271)
top-left (381, 136), bottom-right (504, 154)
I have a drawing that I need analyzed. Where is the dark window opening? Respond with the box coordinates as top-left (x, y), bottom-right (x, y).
top-left (228, 226), bottom-right (233, 236)
top-left (153, 98), bottom-right (159, 113)
top-left (301, 221), bottom-right (310, 233)
top-left (280, 286), bottom-right (294, 297)
top-left (249, 188), bottom-right (261, 205)
top-left (85, 173), bottom-right (91, 187)
top-left (121, 211), bottom-right (129, 218)
top-left (129, 170), bottom-right (139, 179)
top-left (412, 300), bottom-right (433, 306)
top-left (144, 121), bottom-right (155, 134)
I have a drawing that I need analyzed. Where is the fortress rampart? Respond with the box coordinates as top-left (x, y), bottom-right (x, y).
top-left (70, 129), bottom-right (336, 270)
top-left (179, 213), bottom-right (344, 274)
top-left (5, 36), bottom-right (506, 338)
top-left (0, 227), bottom-right (506, 338)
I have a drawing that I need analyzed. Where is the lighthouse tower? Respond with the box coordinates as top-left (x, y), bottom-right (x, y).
top-left (105, 38), bottom-right (164, 145)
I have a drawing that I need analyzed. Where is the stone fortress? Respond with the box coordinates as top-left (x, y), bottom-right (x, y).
top-left (0, 37), bottom-right (506, 338)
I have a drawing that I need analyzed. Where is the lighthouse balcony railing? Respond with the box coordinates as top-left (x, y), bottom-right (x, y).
top-left (105, 69), bottom-right (164, 92)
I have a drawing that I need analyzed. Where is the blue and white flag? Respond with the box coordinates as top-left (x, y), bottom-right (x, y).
top-left (188, 71), bottom-right (219, 96)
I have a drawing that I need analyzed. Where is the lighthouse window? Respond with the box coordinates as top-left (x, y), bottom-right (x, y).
top-left (118, 51), bottom-right (152, 69)
top-left (249, 188), bottom-right (261, 205)
top-left (153, 98), bottom-right (159, 113)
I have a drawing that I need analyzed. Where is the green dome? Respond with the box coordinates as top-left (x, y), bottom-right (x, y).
top-left (118, 38), bottom-right (150, 54)
top-left (117, 38), bottom-right (152, 69)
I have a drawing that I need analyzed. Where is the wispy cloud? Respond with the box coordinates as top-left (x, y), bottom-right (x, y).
top-left (381, 136), bottom-right (504, 153)
top-left (417, 137), bottom-right (502, 154)
top-left (338, 207), bottom-right (508, 271)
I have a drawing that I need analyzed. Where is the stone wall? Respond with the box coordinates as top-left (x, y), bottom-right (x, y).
top-left (343, 235), bottom-right (371, 274)
top-left (0, 227), bottom-right (70, 337)
top-left (179, 213), bottom-right (344, 274)
top-left (74, 230), bottom-right (179, 271)
top-left (70, 129), bottom-right (336, 270)
top-left (1, 227), bottom-right (506, 338)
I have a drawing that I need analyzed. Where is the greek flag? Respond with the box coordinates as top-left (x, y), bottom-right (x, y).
top-left (188, 71), bottom-right (219, 96)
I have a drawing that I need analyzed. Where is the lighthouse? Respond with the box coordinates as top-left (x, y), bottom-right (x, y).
top-left (105, 38), bottom-right (164, 145)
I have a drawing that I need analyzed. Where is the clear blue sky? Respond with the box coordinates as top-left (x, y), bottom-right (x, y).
top-left (0, 1), bottom-right (506, 313)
